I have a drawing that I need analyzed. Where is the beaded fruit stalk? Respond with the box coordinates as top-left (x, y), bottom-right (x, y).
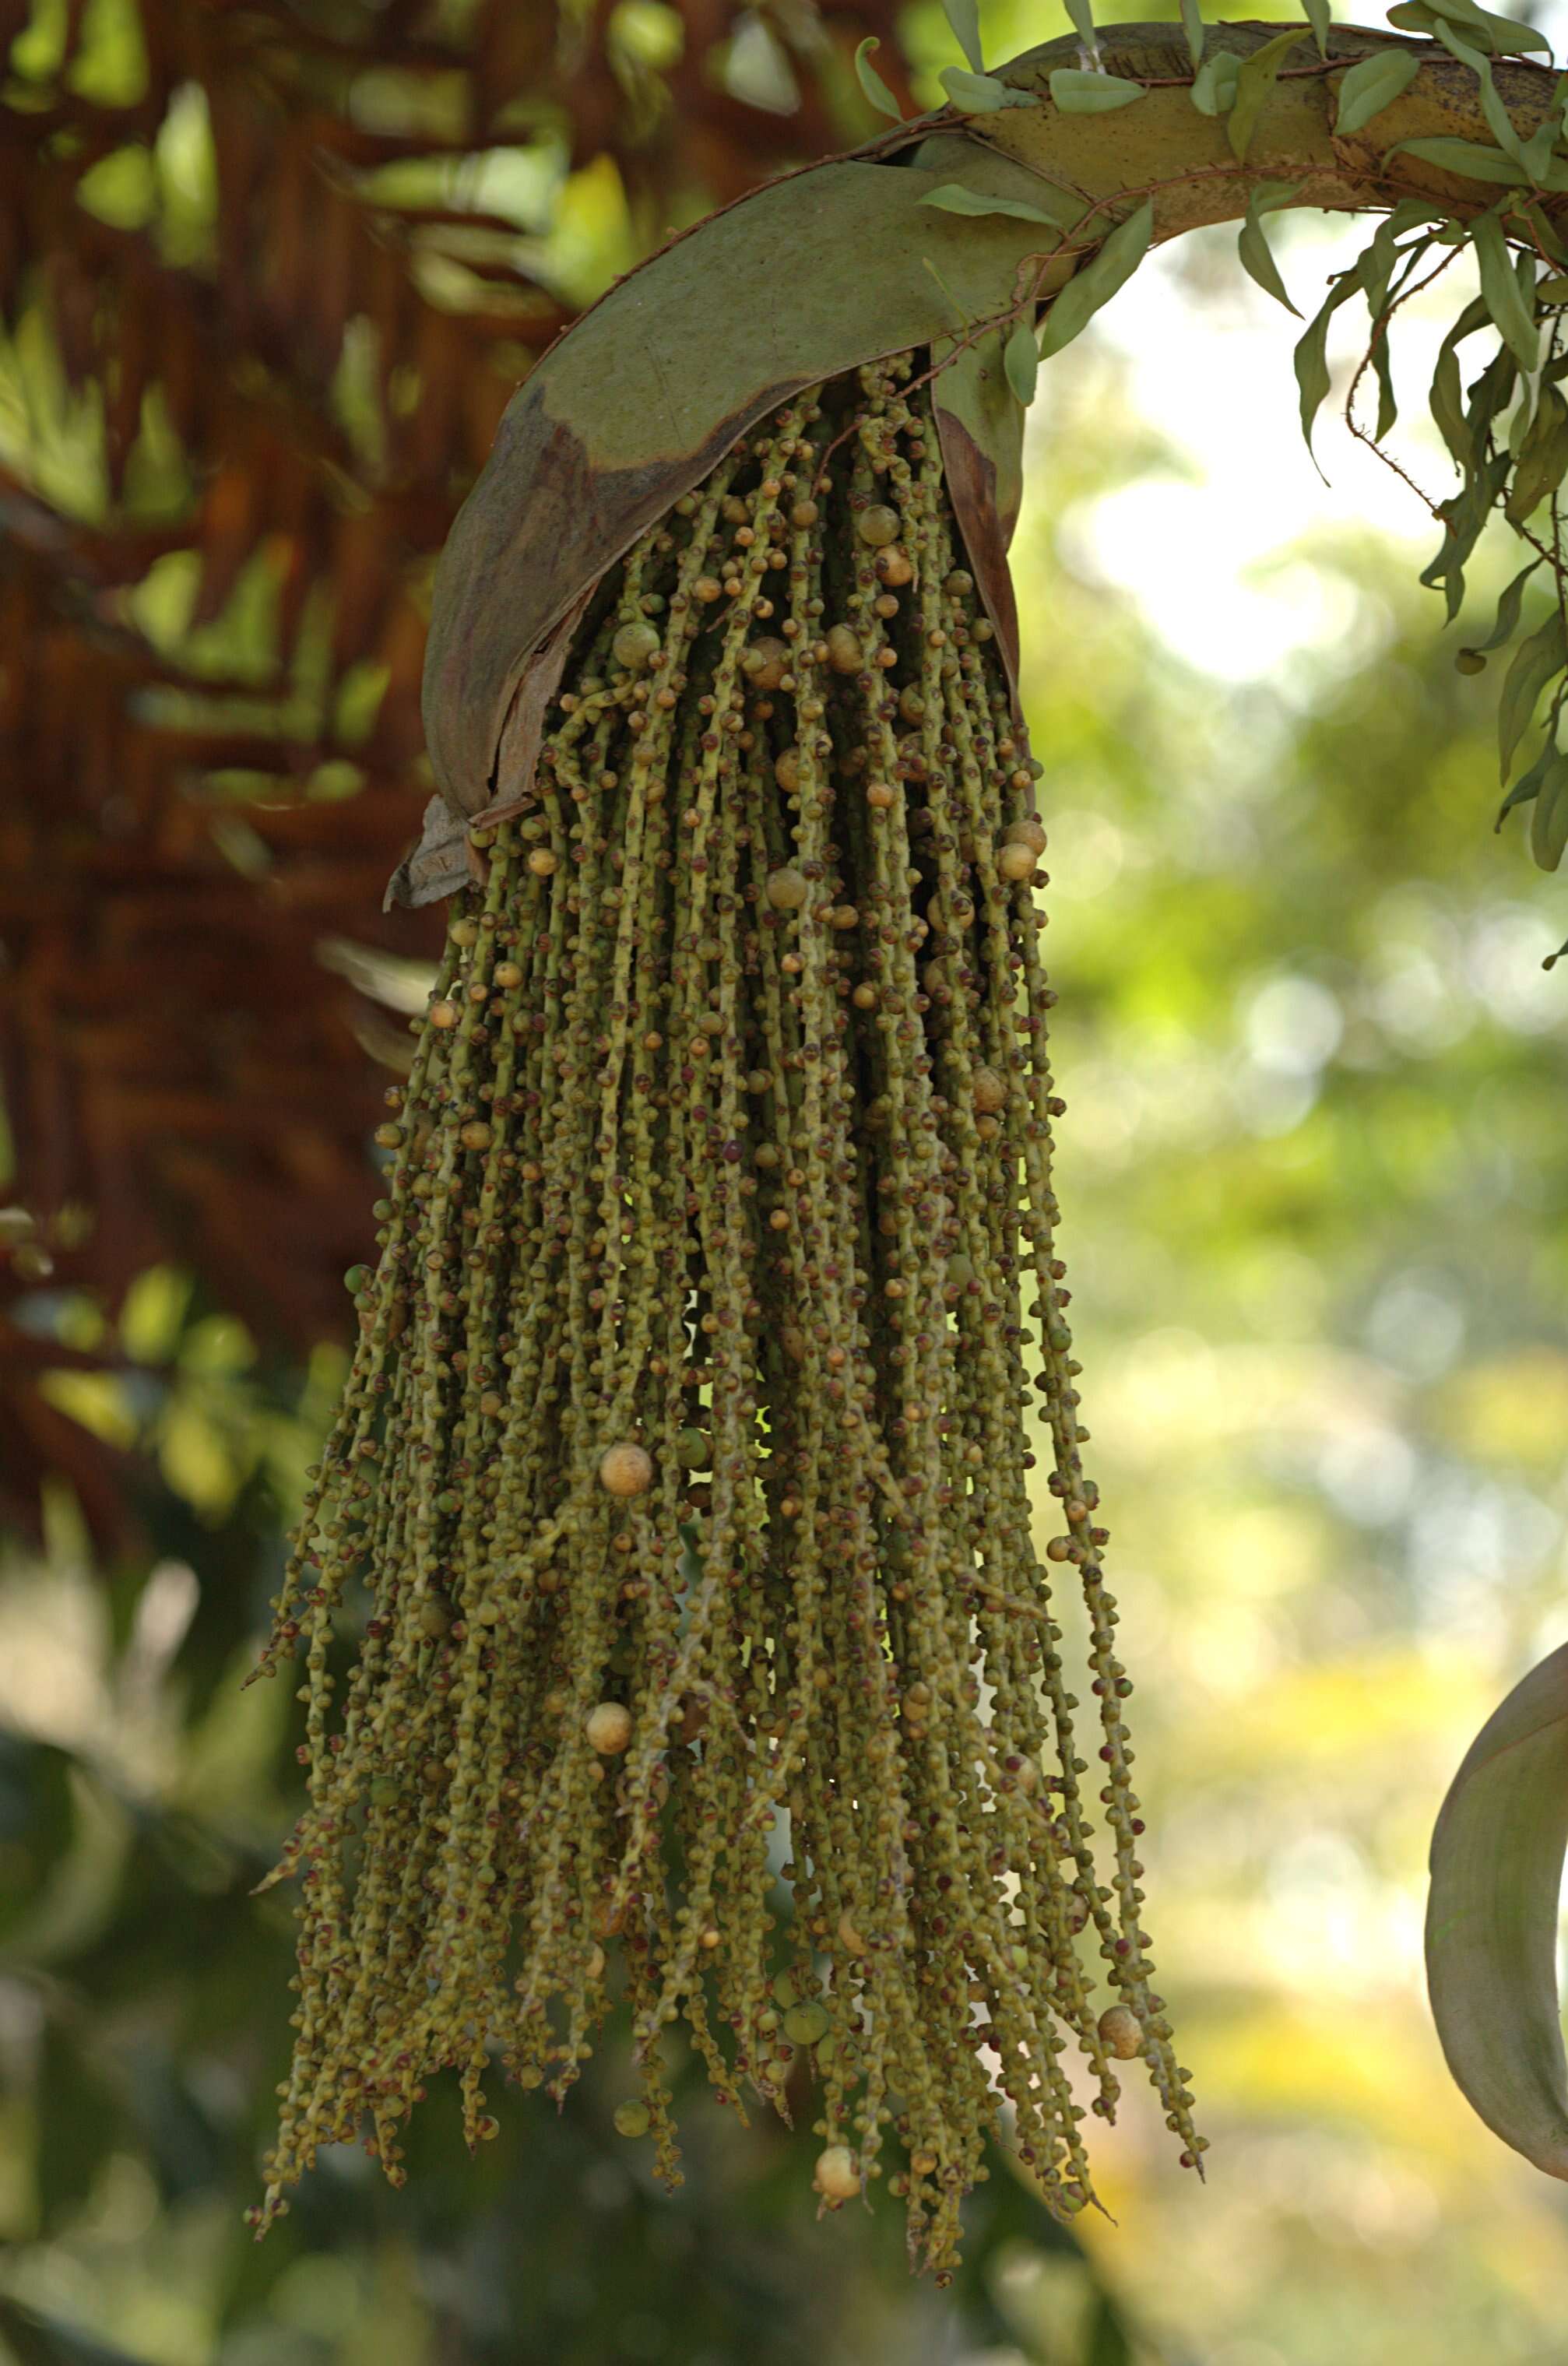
top-left (253, 354), bottom-right (1194, 2274)
top-left (252, 12), bottom-right (1568, 2269)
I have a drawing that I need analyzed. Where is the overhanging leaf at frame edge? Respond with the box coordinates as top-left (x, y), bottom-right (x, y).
top-left (1426, 1640), bottom-right (1568, 2180)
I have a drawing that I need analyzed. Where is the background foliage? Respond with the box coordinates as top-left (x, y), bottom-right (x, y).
top-left (5, 0), bottom-right (1568, 2361)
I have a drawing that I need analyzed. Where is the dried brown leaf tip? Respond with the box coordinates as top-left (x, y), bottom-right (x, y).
top-left (250, 357), bottom-right (1201, 2279)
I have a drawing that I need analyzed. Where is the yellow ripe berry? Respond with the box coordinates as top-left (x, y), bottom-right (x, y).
top-left (825, 624), bottom-right (863, 674)
top-left (856, 504), bottom-right (901, 547)
top-left (613, 621), bottom-right (662, 672)
top-left (775, 747), bottom-right (801, 792)
top-left (997, 842), bottom-right (1036, 884)
top-left (613, 2099), bottom-right (651, 2138)
top-left (527, 848), bottom-right (558, 878)
top-left (493, 961), bottom-right (524, 989)
top-left (693, 575), bottom-right (723, 603)
top-left (430, 1000), bottom-right (460, 1029)
top-left (743, 636), bottom-right (789, 691)
top-left (460, 1121), bottom-right (492, 1151)
top-left (1006, 817), bottom-right (1048, 856)
top-left (765, 867), bottom-right (810, 912)
top-left (790, 497), bottom-right (819, 528)
top-left (814, 2145), bottom-right (860, 2201)
top-left (599, 1442), bottom-right (653, 1496)
top-left (374, 1123), bottom-right (403, 1149)
top-left (851, 983), bottom-right (878, 1011)
top-left (865, 782), bottom-right (897, 810)
top-left (972, 1067), bottom-right (1007, 1114)
top-left (874, 546), bottom-right (914, 587)
top-left (1098, 2005), bottom-right (1144, 2061)
top-left (585, 1702), bottom-right (633, 1755)
top-left (909, 2147), bottom-right (938, 2177)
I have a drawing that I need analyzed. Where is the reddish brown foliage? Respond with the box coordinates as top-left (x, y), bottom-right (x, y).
top-left (0, 0), bottom-right (912, 1548)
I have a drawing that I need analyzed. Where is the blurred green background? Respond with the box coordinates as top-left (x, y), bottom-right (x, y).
top-left (5, 2), bottom-right (1568, 2361)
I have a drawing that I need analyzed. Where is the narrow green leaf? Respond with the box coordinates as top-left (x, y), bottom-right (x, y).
top-left (1037, 197), bottom-right (1154, 362)
top-left (1421, 448), bottom-right (1510, 621)
top-left (1370, 334), bottom-right (1398, 438)
top-left (1236, 180), bottom-right (1304, 315)
top-left (1530, 752), bottom-right (1568, 868)
top-left (1334, 48), bottom-right (1420, 136)
top-left (1292, 270), bottom-right (1366, 455)
top-left (1431, 19), bottom-right (1529, 163)
top-left (940, 0), bottom-right (986, 73)
top-left (1473, 209), bottom-right (1540, 373)
top-left (1496, 732), bottom-right (1555, 825)
top-left (1190, 50), bottom-right (1239, 114)
top-left (919, 183), bottom-right (1071, 228)
top-left (941, 65), bottom-right (1033, 111)
top-left (1390, 135), bottom-right (1531, 183)
top-left (1429, 293), bottom-right (1491, 461)
top-left (1471, 558), bottom-right (1542, 657)
top-left (1507, 387), bottom-right (1568, 521)
top-left (855, 37), bottom-right (903, 119)
top-left (1498, 610), bottom-right (1567, 779)
top-left (1427, 1644), bottom-right (1568, 2179)
top-left (1063, 0), bottom-right (1101, 53)
top-left (1396, 0), bottom-right (1552, 54)
top-left (1228, 26), bottom-right (1308, 161)
top-left (1180, 0), bottom-right (1205, 68)
top-left (1049, 68), bottom-right (1147, 111)
top-left (1004, 321), bottom-right (1040, 407)
top-left (1303, 0), bottom-right (1332, 55)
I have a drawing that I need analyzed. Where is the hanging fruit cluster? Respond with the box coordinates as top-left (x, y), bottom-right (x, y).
top-left (249, 357), bottom-right (1200, 2278)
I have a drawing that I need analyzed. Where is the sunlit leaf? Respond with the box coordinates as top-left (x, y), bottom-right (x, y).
top-left (1228, 27), bottom-right (1308, 160)
top-left (1427, 1642), bottom-right (1568, 2178)
top-left (1334, 49), bottom-right (1420, 136)
top-left (940, 66), bottom-right (1033, 111)
top-left (940, 0), bottom-right (986, 74)
top-left (1191, 49), bottom-right (1239, 115)
top-left (1064, 0), bottom-right (1100, 54)
top-left (1049, 68), bottom-right (1146, 111)
top-left (1303, 0), bottom-right (1332, 57)
top-left (855, 37), bottom-right (903, 119)
top-left (1391, 0), bottom-right (1552, 54)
